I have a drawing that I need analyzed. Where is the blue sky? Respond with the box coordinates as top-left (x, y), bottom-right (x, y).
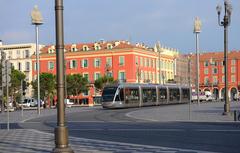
top-left (1, 0), bottom-right (240, 53)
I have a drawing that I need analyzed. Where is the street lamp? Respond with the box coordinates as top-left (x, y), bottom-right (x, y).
top-left (31, 5), bottom-right (43, 115)
top-left (156, 41), bottom-right (163, 84)
top-left (193, 17), bottom-right (201, 106)
top-left (216, 0), bottom-right (232, 115)
top-left (52, 0), bottom-right (74, 152)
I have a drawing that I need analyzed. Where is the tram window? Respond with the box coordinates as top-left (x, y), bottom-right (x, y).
top-left (169, 88), bottom-right (180, 102)
top-left (125, 88), bottom-right (139, 103)
top-left (182, 88), bottom-right (190, 101)
top-left (115, 88), bottom-right (124, 101)
top-left (102, 87), bottom-right (118, 102)
top-left (142, 88), bottom-right (156, 103)
top-left (158, 88), bottom-right (167, 103)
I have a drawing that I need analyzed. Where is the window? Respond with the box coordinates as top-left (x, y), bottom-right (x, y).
top-left (25, 50), bottom-right (30, 58)
top-left (70, 60), bottom-right (77, 69)
top-left (204, 68), bottom-right (208, 75)
top-left (107, 44), bottom-right (113, 49)
top-left (125, 88), bottom-right (140, 104)
top-left (169, 88), bottom-right (180, 102)
top-left (135, 56), bottom-right (139, 65)
top-left (204, 61), bottom-right (209, 67)
top-left (94, 58), bottom-right (101, 67)
top-left (25, 62), bottom-right (30, 71)
top-left (71, 45), bottom-right (77, 52)
top-left (231, 59), bottom-right (236, 65)
top-left (48, 61), bottom-right (54, 70)
top-left (222, 76), bottom-right (225, 83)
top-left (140, 57), bottom-right (143, 66)
top-left (158, 87), bottom-right (167, 103)
top-left (119, 56), bottom-right (125, 66)
top-left (94, 72), bottom-right (101, 80)
top-left (106, 57), bottom-right (112, 66)
top-left (82, 59), bottom-right (88, 68)
top-left (94, 44), bottom-right (101, 50)
top-left (213, 76), bottom-right (218, 84)
top-left (18, 62), bottom-right (21, 71)
top-left (118, 71), bottom-right (126, 81)
top-left (34, 62), bottom-right (37, 71)
top-left (83, 45), bottom-right (88, 51)
top-left (212, 68), bottom-right (218, 74)
top-left (231, 67), bottom-right (236, 73)
top-left (144, 58), bottom-right (147, 67)
top-left (231, 75), bottom-right (236, 82)
top-left (83, 73), bottom-right (89, 81)
top-left (204, 77), bottom-right (209, 85)
top-left (142, 88), bottom-right (157, 103)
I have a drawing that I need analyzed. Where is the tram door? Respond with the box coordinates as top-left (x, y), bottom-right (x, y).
top-left (124, 87), bottom-right (140, 107)
top-left (168, 87), bottom-right (180, 103)
top-left (158, 87), bottom-right (167, 104)
top-left (181, 88), bottom-right (190, 103)
top-left (142, 87), bottom-right (157, 106)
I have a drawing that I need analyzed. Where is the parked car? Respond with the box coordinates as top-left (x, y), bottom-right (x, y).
top-left (19, 98), bottom-right (44, 108)
top-left (64, 99), bottom-right (74, 108)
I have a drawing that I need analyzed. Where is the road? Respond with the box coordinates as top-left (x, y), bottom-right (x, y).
top-left (15, 106), bottom-right (240, 153)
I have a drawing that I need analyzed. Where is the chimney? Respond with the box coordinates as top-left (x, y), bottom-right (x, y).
top-left (0, 40), bottom-right (2, 46)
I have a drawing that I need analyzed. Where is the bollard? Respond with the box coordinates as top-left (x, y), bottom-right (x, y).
top-left (234, 110), bottom-right (237, 121)
top-left (234, 110), bottom-right (240, 121)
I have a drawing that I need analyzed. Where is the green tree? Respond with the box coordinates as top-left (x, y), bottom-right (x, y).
top-left (94, 75), bottom-right (116, 92)
top-left (32, 73), bottom-right (56, 106)
top-left (9, 69), bottom-right (26, 106)
top-left (66, 74), bottom-right (88, 104)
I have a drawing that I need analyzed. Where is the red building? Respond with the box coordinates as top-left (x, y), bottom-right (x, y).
top-left (193, 51), bottom-right (240, 100)
top-left (32, 40), bottom-right (176, 106)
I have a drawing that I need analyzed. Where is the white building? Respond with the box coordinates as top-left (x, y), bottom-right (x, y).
top-left (0, 41), bottom-right (44, 97)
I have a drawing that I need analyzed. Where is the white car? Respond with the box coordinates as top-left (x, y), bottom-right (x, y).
top-left (64, 99), bottom-right (74, 108)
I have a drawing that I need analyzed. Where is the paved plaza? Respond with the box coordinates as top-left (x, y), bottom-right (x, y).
top-left (0, 102), bottom-right (239, 153)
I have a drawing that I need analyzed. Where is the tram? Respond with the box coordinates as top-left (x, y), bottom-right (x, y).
top-left (101, 83), bottom-right (190, 109)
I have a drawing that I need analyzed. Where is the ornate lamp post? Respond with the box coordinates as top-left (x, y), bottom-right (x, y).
top-left (52, 0), bottom-right (74, 152)
top-left (156, 41), bottom-right (163, 84)
top-left (193, 17), bottom-right (201, 106)
top-left (216, 0), bottom-right (232, 115)
top-left (31, 5), bottom-right (43, 115)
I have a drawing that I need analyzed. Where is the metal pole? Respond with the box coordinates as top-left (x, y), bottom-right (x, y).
top-left (6, 60), bottom-right (9, 130)
top-left (35, 25), bottom-right (41, 115)
top-left (159, 50), bottom-right (161, 84)
top-left (223, 16), bottom-right (230, 114)
top-left (196, 33), bottom-right (200, 106)
top-left (188, 55), bottom-right (191, 120)
top-left (21, 80), bottom-right (23, 117)
top-left (1, 50), bottom-right (4, 114)
top-left (53, 0), bottom-right (73, 152)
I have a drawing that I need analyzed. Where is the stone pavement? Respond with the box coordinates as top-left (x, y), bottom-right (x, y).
top-left (0, 129), bottom-right (213, 153)
top-left (127, 102), bottom-right (240, 122)
top-left (0, 102), bottom-right (239, 152)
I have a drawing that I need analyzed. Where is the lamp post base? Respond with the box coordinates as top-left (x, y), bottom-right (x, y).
top-left (222, 103), bottom-right (230, 115)
top-left (52, 126), bottom-right (74, 153)
top-left (52, 147), bottom-right (74, 153)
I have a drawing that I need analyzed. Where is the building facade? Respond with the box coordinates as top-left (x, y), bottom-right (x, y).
top-left (0, 42), bottom-right (44, 97)
top-left (195, 51), bottom-right (240, 100)
top-left (34, 40), bottom-right (179, 105)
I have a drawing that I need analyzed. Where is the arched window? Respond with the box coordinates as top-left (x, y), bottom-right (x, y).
top-left (82, 45), bottom-right (89, 51)
top-left (71, 44), bottom-right (77, 52)
top-left (107, 44), bottom-right (113, 49)
top-left (94, 43), bottom-right (101, 50)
